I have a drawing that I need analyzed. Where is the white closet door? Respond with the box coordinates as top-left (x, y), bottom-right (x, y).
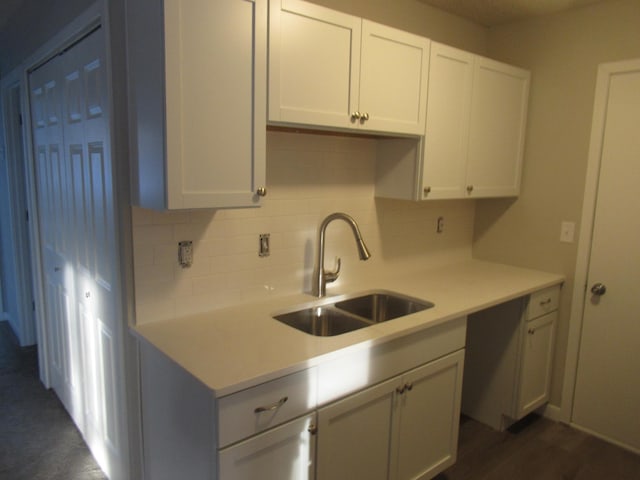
top-left (29, 27), bottom-right (129, 478)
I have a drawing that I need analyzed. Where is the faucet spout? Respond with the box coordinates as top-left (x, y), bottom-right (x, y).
top-left (313, 212), bottom-right (371, 297)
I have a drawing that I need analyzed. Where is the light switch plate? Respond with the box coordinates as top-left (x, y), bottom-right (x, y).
top-left (560, 221), bottom-right (575, 243)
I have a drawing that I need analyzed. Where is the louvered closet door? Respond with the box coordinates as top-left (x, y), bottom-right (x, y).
top-left (29, 27), bottom-right (128, 478)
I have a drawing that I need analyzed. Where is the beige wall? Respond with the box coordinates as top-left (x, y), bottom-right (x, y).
top-left (304, 0), bottom-right (488, 54)
top-left (473, 0), bottom-right (640, 407)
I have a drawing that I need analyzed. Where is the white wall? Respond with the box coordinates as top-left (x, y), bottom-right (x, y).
top-left (133, 132), bottom-right (475, 324)
top-left (474, 0), bottom-right (640, 407)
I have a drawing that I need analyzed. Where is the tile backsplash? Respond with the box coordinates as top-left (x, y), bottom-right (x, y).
top-left (132, 131), bottom-right (475, 324)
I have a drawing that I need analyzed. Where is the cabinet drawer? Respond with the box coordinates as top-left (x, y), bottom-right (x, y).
top-left (526, 285), bottom-right (560, 320)
top-left (218, 368), bottom-right (316, 447)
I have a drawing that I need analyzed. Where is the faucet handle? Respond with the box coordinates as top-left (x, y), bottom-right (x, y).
top-left (324, 257), bottom-right (341, 283)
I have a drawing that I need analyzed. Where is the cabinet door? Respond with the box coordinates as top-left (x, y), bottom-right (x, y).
top-left (128, 0), bottom-right (267, 209)
top-left (421, 43), bottom-right (474, 199)
top-left (465, 57), bottom-right (530, 198)
top-left (358, 21), bottom-right (430, 135)
top-left (516, 311), bottom-right (556, 417)
top-left (218, 413), bottom-right (316, 480)
top-left (269, 0), bottom-right (361, 129)
top-left (317, 378), bottom-right (396, 480)
top-left (393, 350), bottom-right (464, 480)
top-left (163, 0), bottom-right (267, 209)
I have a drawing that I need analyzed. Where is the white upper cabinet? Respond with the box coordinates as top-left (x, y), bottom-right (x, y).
top-left (465, 57), bottom-right (530, 198)
top-left (127, 0), bottom-right (267, 210)
top-left (376, 43), bottom-right (530, 201)
top-left (421, 43), bottom-right (475, 199)
top-left (268, 0), bottom-right (430, 136)
top-left (357, 21), bottom-right (430, 135)
top-left (422, 44), bottom-right (530, 200)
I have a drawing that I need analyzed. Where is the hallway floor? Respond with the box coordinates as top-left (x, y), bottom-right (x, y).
top-left (0, 321), bottom-right (106, 480)
top-left (438, 414), bottom-right (640, 480)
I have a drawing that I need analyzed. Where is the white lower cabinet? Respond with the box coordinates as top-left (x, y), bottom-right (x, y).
top-left (317, 350), bottom-right (465, 480)
top-left (462, 286), bottom-right (560, 430)
top-left (219, 413), bottom-right (317, 480)
top-left (139, 317), bottom-right (467, 480)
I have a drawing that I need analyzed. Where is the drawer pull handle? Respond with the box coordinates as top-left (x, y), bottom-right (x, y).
top-left (539, 298), bottom-right (552, 306)
top-left (254, 396), bottom-right (288, 413)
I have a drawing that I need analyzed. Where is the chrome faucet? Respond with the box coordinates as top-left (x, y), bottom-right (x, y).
top-left (313, 212), bottom-right (371, 297)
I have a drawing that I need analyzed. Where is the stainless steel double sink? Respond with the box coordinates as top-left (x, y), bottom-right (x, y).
top-left (273, 290), bottom-right (434, 337)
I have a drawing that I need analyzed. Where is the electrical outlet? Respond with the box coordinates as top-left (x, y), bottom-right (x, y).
top-left (178, 241), bottom-right (193, 267)
top-left (560, 221), bottom-right (575, 243)
top-left (259, 234), bottom-right (270, 257)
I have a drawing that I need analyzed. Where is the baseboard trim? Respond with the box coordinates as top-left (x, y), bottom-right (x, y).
top-left (541, 403), bottom-right (563, 422)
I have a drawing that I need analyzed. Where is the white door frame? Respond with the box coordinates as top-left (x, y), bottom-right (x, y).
top-left (560, 57), bottom-right (640, 424)
top-left (1, 67), bottom-right (37, 346)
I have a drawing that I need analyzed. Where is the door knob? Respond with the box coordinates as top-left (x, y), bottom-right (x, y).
top-left (591, 283), bottom-right (607, 296)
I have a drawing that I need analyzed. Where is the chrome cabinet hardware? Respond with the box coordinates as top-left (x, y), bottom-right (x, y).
top-left (591, 283), bottom-right (607, 296)
top-left (254, 396), bottom-right (288, 413)
top-left (350, 111), bottom-right (370, 122)
top-left (308, 423), bottom-right (318, 435)
top-left (396, 382), bottom-right (414, 395)
top-left (256, 187), bottom-right (267, 197)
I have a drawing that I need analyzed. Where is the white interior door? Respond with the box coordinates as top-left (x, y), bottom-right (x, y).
top-left (29, 27), bottom-right (129, 478)
top-left (571, 60), bottom-right (640, 453)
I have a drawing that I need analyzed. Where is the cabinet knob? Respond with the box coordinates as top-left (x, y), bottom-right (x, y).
top-left (405, 382), bottom-right (413, 392)
top-left (466, 185), bottom-right (474, 194)
top-left (396, 385), bottom-right (406, 395)
top-left (350, 111), bottom-right (361, 120)
top-left (308, 423), bottom-right (318, 435)
top-left (256, 187), bottom-right (267, 197)
top-left (528, 328), bottom-right (536, 335)
top-left (591, 283), bottom-right (607, 296)
top-left (361, 112), bottom-right (369, 121)
top-left (423, 186), bottom-right (431, 196)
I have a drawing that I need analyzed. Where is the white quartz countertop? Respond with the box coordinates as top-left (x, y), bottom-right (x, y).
top-left (132, 260), bottom-right (564, 397)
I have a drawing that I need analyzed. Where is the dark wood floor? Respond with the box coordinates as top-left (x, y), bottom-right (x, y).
top-left (438, 414), bottom-right (640, 480)
top-left (0, 321), bottom-right (106, 480)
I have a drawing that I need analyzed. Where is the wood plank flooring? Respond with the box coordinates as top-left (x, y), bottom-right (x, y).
top-left (437, 415), bottom-right (640, 480)
top-left (0, 321), bottom-right (106, 480)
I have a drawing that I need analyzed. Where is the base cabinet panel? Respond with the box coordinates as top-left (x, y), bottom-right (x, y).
top-left (462, 286), bottom-right (559, 430)
top-left (219, 413), bottom-right (316, 480)
top-left (517, 312), bottom-right (556, 416)
top-left (317, 350), bottom-right (464, 480)
top-left (317, 378), bottom-right (396, 480)
top-left (394, 352), bottom-right (464, 480)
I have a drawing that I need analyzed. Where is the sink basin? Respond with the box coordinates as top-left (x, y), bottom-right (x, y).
top-left (273, 290), bottom-right (434, 336)
top-left (273, 306), bottom-right (371, 337)
top-left (334, 291), bottom-right (434, 323)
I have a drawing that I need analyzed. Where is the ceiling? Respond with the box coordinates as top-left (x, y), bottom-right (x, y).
top-left (416, 0), bottom-right (613, 26)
